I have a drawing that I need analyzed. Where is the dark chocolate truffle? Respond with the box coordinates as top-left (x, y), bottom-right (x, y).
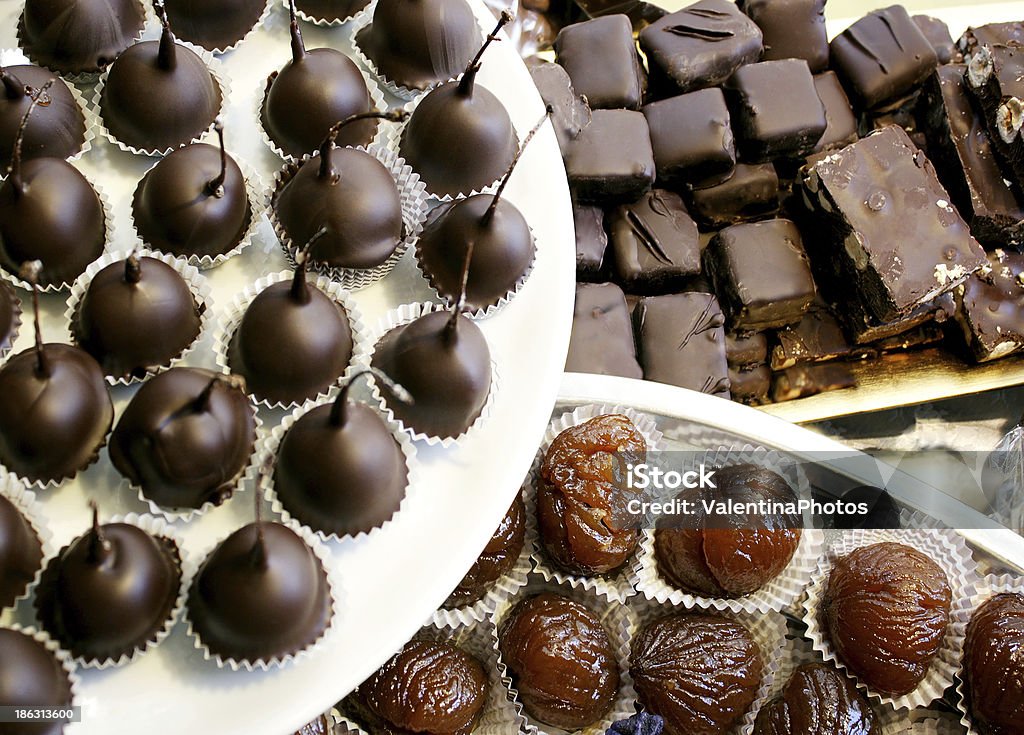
top-left (538, 414), bottom-right (646, 576)
top-left (823, 542), bottom-right (951, 696)
top-left (108, 368), bottom-right (256, 511)
top-left (0, 627), bottom-right (74, 735)
top-left (355, 0), bottom-right (482, 91)
top-left (72, 255), bottom-right (203, 381)
top-left (963, 592), bottom-right (1024, 735)
top-left (19, 0), bottom-right (146, 74)
top-left (35, 509), bottom-right (181, 663)
top-left (98, 9), bottom-right (222, 152)
top-left (0, 66), bottom-right (86, 169)
top-left (295, 0), bottom-right (370, 23)
top-left (630, 612), bottom-right (763, 735)
top-left (754, 662), bottom-right (878, 735)
top-left (499, 592), bottom-right (619, 730)
top-left (187, 521), bottom-right (332, 662)
top-left (0, 493), bottom-right (44, 611)
top-left (164, 0), bottom-right (266, 52)
top-left (359, 639), bottom-right (489, 733)
top-left (445, 492), bottom-right (525, 608)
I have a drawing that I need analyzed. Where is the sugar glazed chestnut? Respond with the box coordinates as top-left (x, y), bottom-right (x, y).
top-left (630, 612), bottom-right (763, 735)
top-left (444, 491), bottom-right (525, 608)
top-left (498, 592), bottom-right (619, 730)
top-left (823, 542), bottom-right (952, 696)
top-left (537, 414), bottom-right (646, 576)
top-left (754, 662), bottom-right (878, 735)
top-left (963, 592), bottom-right (1024, 735)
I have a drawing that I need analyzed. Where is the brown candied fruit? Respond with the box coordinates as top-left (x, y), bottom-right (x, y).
top-left (754, 662), bottom-right (878, 735)
top-left (537, 414), bottom-right (646, 576)
top-left (444, 492), bottom-right (526, 609)
top-left (498, 592), bottom-right (619, 730)
top-left (823, 542), bottom-right (951, 697)
top-left (629, 611), bottom-right (763, 735)
top-left (964, 592), bottom-right (1024, 735)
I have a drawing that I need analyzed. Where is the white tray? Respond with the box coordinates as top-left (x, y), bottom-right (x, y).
top-left (0, 2), bottom-right (575, 733)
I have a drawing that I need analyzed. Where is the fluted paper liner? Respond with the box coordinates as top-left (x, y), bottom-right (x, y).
top-left (0, 470), bottom-right (55, 611)
top-left (630, 444), bottom-right (823, 615)
top-left (368, 301), bottom-right (498, 447)
top-left (493, 577), bottom-right (637, 735)
top-left (531, 404), bottom-right (666, 605)
top-left (0, 281), bottom-right (21, 363)
top-left (878, 709), bottom-right (964, 735)
top-left (65, 248), bottom-right (214, 386)
top-left (766, 634), bottom-right (821, 701)
top-left (3, 624), bottom-right (81, 724)
top-left (212, 270), bottom-right (370, 410)
top-left (183, 517), bottom-right (345, 671)
top-left (287, 0), bottom-right (374, 26)
top-left (628, 596), bottom-right (790, 735)
top-left (801, 529), bottom-right (976, 710)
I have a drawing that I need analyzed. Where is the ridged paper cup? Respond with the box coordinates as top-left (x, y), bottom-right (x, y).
top-left (878, 709), bottom-right (964, 735)
top-left (531, 404), bottom-right (666, 605)
top-left (802, 529), bottom-right (977, 710)
top-left (766, 634), bottom-right (821, 701)
top-left (0, 280), bottom-right (21, 364)
top-left (493, 576), bottom-right (637, 735)
top-left (65, 248), bottom-right (214, 386)
top-left (0, 470), bottom-right (55, 611)
top-left (2, 624), bottom-right (81, 724)
top-left (284, 0), bottom-right (374, 25)
top-left (212, 271), bottom-right (370, 410)
top-left (179, 0), bottom-right (272, 54)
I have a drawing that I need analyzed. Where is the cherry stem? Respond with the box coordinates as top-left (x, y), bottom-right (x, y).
top-left (7, 78), bottom-right (54, 198)
top-left (291, 226), bottom-right (328, 303)
top-left (318, 109), bottom-right (407, 179)
top-left (445, 240), bottom-right (475, 341)
top-left (329, 368), bottom-right (413, 426)
top-left (482, 106), bottom-right (551, 226)
top-left (124, 252), bottom-right (142, 284)
top-left (250, 480), bottom-right (269, 569)
top-left (458, 9), bottom-right (512, 96)
top-left (86, 501), bottom-right (112, 564)
top-left (0, 70), bottom-right (25, 100)
top-left (288, 0), bottom-right (305, 62)
top-left (19, 261), bottom-right (47, 377)
top-left (157, 374), bottom-right (245, 433)
top-left (205, 118), bottom-right (228, 197)
top-left (155, 1), bottom-right (176, 71)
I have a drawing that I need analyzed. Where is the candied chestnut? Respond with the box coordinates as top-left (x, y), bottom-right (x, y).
top-left (537, 414), bottom-right (646, 576)
top-left (754, 662), bottom-right (878, 735)
top-left (444, 491), bottom-right (525, 608)
top-left (823, 542), bottom-right (951, 696)
top-left (498, 592), bottom-right (619, 730)
top-left (964, 592), bottom-right (1024, 735)
top-left (654, 465), bottom-right (802, 598)
top-left (630, 612), bottom-right (763, 735)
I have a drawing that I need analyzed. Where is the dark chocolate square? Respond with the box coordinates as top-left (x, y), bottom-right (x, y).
top-left (639, 0), bottom-right (762, 97)
top-left (686, 163), bottom-right (780, 228)
top-left (770, 297), bottom-right (870, 370)
top-left (724, 59), bottom-right (827, 162)
top-left (573, 201), bottom-right (608, 281)
top-left (813, 72), bottom-right (859, 153)
top-left (633, 292), bottom-right (730, 397)
top-left (527, 58), bottom-right (592, 154)
top-left (912, 15), bottom-right (958, 65)
top-left (564, 109), bottom-right (656, 205)
top-left (704, 218), bottom-right (816, 331)
top-left (642, 88), bottom-right (736, 186)
top-left (609, 189), bottom-right (701, 294)
top-left (726, 331), bottom-right (767, 369)
top-left (729, 365), bottom-right (770, 404)
top-left (566, 282), bottom-right (643, 378)
top-left (554, 14), bottom-right (644, 110)
top-left (739, 0), bottom-right (828, 72)
top-left (771, 363), bottom-right (855, 402)
top-left (829, 5), bottom-right (938, 110)
top-left (955, 248), bottom-right (1024, 362)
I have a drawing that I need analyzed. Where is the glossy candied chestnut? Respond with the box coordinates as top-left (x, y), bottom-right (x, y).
top-left (444, 492), bottom-right (525, 608)
top-left (754, 662), bottom-right (878, 735)
top-left (964, 592), bottom-right (1024, 735)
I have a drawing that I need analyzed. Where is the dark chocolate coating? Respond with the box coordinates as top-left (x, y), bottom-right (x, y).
top-left (0, 343), bottom-right (113, 484)
top-left (417, 195), bottom-right (534, 312)
top-left (639, 0), bottom-right (763, 97)
top-left (772, 363), bottom-right (856, 401)
top-left (0, 628), bottom-right (73, 735)
top-left (35, 523), bottom-right (181, 662)
top-left (566, 282), bottom-right (642, 379)
top-left (399, 80), bottom-right (517, 198)
top-left (829, 6), bottom-right (938, 110)
top-left (370, 310), bottom-right (491, 439)
top-left (630, 612), bottom-right (763, 735)
top-left (0, 157), bottom-right (106, 288)
top-left (188, 521), bottom-right (332, 662)
top-left (445, 492), bottom-right (525, 608)
top-left (823, 542), bottom-right (951, 696)
top-left (261, 48), bottom-right (376, 159)
top-left (771, 298), bottom-right (866, 370)
top-left (956, 249), bottom-right (1024, 362)
top-left (0, 282), bottom-right (18, 357)
top-left (812, 72), bottom-right (859, 153)
top-left (498, 593), bottom-right (619, 730)
top-left (538, 414), bottom-right (645, 575)
top-left (635, 292), bottom-right (730, 397)
top-left (554, 15), bottom-right (643, 110)
top-left (228, 279), bottom-right (354, 405)
top-left (739, 0), bottom-right (828, 72)
top-left (0, 66), bottom-right (87, 169)
top-left (360, 640), bottom-right (488, 734)
top-left (295, 0), bottom-right (371, 23)
top-left (355, 0), bottom-right (482, 91)
top-left (729, 365), bottom-right (770, 405)
top-left (963, 41), bottom-right (1024, 190)
top-left (642, 88), bottom-right (736, 186)
top-left (959, 22), bottom-right (1024, 60)
top-left (273, 147), bottom-right (403, 269)
top-left (164, 0), bottom-right (266, 52)
top-left (726, 332), bottom-right (768, 369)
top-left (565, 109), bottom-right (655, 205)
top-left (108, 367), bottom-right (256, 511)
top-left (526, 58), bottom-right (591, 153)
top-left (609, 189), bottom-right (701, 294)
top-left (913, 15), bottom-right (957, 65)
top-left (72, 256), bottom-right (202, 381)
top-left (132, 143), bottom-right (251, 259)
top-left (0, 493), bottom-right (43, 610)
top-left (573, 201), bottom-right (608, 281)
top-left (99, 36), bottom-right (222, 152)
top-left (754, 663), bottom-right (878, 735)
top-left (274, 401), bottom-right (407, 537)
top-left (654, 465), bottom-right (801, 597)
top-left (20, 0), bottom-right (145, 74)
top-left (964, 592), bottom-right (1024, 735)
top-left (686, 162), bottom-right (780, 228)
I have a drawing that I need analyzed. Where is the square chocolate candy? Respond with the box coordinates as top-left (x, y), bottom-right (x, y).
top-left (573, 201), bottom-right (609, 281)
top-left (703, 218), bottom-right (816, 331)
top-left (955, 249), bottom-right (1024, 362)
top-left (527, 59), bottom-right (591, 154)
top-left (813, 71), bottom-right (859, 153)
top-left (725, 331), bottom-right (768, 369)
top-left (554, 15), bottom-right (644, 110)
top-left (642, 88), bottom-right (736, 186)
top-left (608, 189), bottom-right (701, 294)
top-left (739, 0), bottom-right (829, 72)
top-left (729, 365), bottom-right (770, 404)
top-left (912, 15), bottom-right (958, 65)
top-left (566, 282), bottom-right (643, 378)
top-left (686, 162), bottom-right (780, 228)
top-left (564, 109), bottom-right (656, 205)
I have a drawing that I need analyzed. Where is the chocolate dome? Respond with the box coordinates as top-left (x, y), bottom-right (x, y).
top-left (444, 491), bottom-right (525, 608)
top-left (72, 255), bottom-right (203, 381)
top-left (164, 0), bottom-right (266, 51)
top-left (20, 0), bottom-right (146, 74)
top-left (0, 628), bottom-right (73, 735)
top-left (187, 521), bottom-right (332, 662)
top-left (754, 663), bottom-right (878, 735)
top-left (296, 0), bottom-right (370, 23)
top-left (0, 493), bottom-right (44, 610)
top-left (0, 66), bottom-right (87, 169)
top-left (108, 368), bottom-right (256, 511)
top-left (964, 592), bottom-right (1024, 735)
